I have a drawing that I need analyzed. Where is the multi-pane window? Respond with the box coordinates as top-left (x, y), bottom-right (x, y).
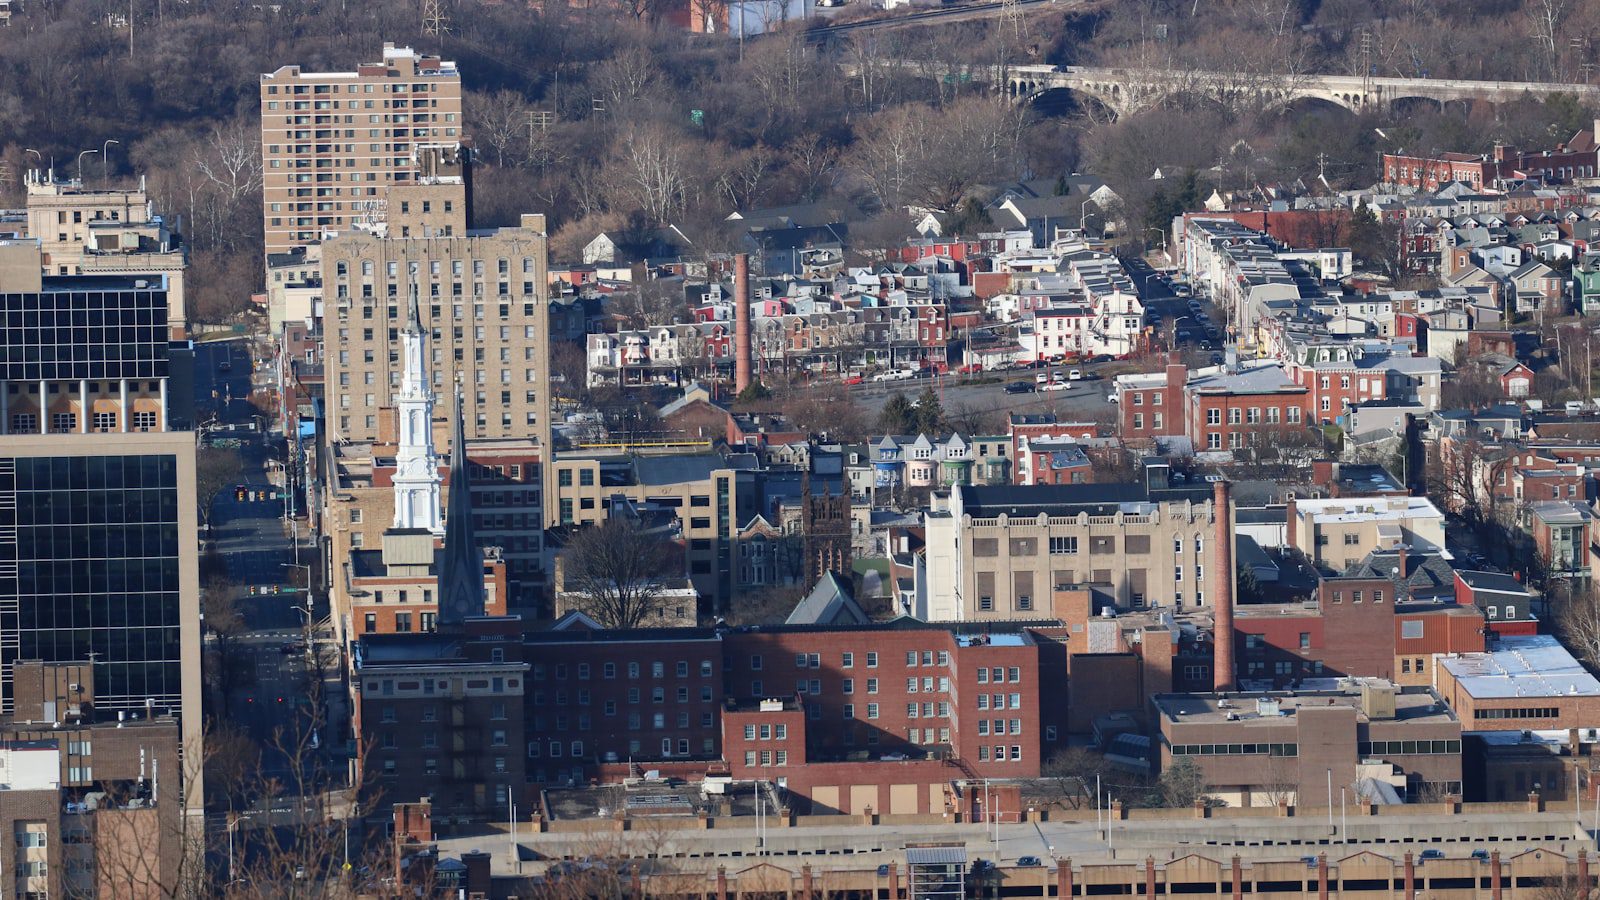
top-left (1, 454), bottom-right (183, 711)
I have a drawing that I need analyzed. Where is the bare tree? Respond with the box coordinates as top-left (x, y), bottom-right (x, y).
top-left (190, 117), bottom-right (264, 253)
top-left (1556, 582), bottom-right (1600, 670)
top-left (561, 518), bottom-right (678, 629)
top-left (785, 134), bottom-right (840, 202)
top-left (465, 89), bottom-right (531, 168)
top-left (1041, 747), bottom-right (1109, 810)
top-left (611, 123), bottom-right (689, 225)
top-left (195, 445), bottom-right (244, 527)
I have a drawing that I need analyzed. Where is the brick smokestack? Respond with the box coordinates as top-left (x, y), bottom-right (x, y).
top-left (1213, 479), bottom-right (1236, 692)
top-left (734, 253), bottom-right (752, 395)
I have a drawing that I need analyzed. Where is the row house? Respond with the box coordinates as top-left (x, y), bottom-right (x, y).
top-left (1382, 128), bottom-right (1600, 191)
top-left (870, 432), bottom-right (1012, 491)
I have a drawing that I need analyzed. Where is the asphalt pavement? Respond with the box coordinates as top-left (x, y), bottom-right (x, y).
top-left (194, 335), bottom-right (339, 796)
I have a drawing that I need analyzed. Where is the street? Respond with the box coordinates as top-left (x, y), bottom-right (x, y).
top-left (193, 337), bottom-right (340, 797)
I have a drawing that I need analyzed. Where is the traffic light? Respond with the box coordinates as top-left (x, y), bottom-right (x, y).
top-left (235, 487), bottom-right (246, 501)
top-left (247, 586), bottom-right (257, 596)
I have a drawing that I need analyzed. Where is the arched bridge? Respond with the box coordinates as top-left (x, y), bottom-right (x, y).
top-left (1003, 64), bottom-right (1600, 115)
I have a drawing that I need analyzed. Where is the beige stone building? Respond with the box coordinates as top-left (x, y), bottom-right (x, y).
top-left (259, 43), bottom-right (464, 255)
top-left (1287, 495), bottom-right (1446, 572)
top-left (318, 171), bottom-right (553, 522)
top-left (921, 474), bottom-right (1231, 621)
top-left (550, 451), bottom-right (760, 612)
top-left (21, 173), bottom-right (189, 338)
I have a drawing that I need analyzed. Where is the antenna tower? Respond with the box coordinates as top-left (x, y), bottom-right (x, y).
top-left (422, 0), bottom-right (449, 46)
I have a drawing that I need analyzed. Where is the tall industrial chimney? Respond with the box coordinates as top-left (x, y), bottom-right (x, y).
top-left (1212, 479), bottom-right (1236, 693)
top-left (734, 253), bottom-right (752, 395)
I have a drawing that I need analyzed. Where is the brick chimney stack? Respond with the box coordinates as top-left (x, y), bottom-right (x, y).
top-left (734, 253), bottom-right (753, 395)
top-left (1213, 479), bottom-right (1237, 692)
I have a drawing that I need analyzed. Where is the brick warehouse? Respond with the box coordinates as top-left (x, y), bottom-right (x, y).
top-left (355, 618), bottom-right (1070, 817)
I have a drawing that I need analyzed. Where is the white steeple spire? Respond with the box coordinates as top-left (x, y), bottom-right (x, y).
top-left (392, 295), bottom-right (444, 534)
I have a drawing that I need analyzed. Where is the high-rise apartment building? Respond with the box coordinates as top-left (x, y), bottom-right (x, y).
top-left (259, 43), bottom-right (465, 255)
top-left (0, 243), bottom-right (203, 815)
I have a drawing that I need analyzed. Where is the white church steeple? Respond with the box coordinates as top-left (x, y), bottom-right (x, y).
top-left (392, 295), bottom-right (444, 534)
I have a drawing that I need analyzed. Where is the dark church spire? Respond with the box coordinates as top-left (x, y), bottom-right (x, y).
top-left (436, 390), bottom-right (484, 628)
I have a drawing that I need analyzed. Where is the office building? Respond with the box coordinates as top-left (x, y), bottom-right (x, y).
top-left (355, 617), bottom-right (1070, 821)
top-left (1155, 683), bottom-right (1463, 806)
top-left (0, 258), bottom-right (203, 817)
top-left (1434, 635), bottom-right (1600, 732)
top-left (259, 43), bottom-right (465, 255)
top-left (919, 464), bottom-right (1231, 620)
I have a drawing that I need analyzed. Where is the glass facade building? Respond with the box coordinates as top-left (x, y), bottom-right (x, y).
top-left (0, 280), bottom-right (169, 381)
top-left (0, 452), bottom-right (184, 718)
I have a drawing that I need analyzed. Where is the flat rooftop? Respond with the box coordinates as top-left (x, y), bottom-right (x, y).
top-left (1438, 634), bottom-right (1600, 700)
top-left (1294, 495), bottom-right (1443, 523)
top-left (544, 781), bottom-right (764, 822)
top-left (1154, 684), bottom-right (1456, 725)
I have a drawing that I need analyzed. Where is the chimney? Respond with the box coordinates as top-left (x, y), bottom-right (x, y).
top-left (734, 253), bottom-right (753, 395)
top-left (1285, 497), bottom-right (1297, 550)
top-left (1213, 480), bottom-right (1237, 692)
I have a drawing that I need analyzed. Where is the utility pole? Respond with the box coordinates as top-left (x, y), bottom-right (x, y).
top-left (526, 109), bottom-right (554, 162)
top-left (1359, 29), bottom-right (1373, 109)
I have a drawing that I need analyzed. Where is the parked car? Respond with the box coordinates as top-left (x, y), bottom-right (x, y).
top-left (842, 375), bottom-right (863, 386)
top-left (1036, 372), bottom-right (1051, 384)
top-left (1067, 369), bottom-right (1083, 380)
top-left (1017, 856), bottom-right (1042, 867)
top-left (1004, 381), bottom-right (1036, 394)
top-left (1420, 849), bottom-right (1445, 860)
top-left (1040, 380), bottom-right (1070, 392)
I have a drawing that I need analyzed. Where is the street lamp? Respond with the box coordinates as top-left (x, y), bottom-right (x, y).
top-left (1081, 199), bottom-right (1097, 240)
top-left (101, 140), bottom-right (119, 188)
top-left (1144, 227), bottom-right (1168, 252)
top-left (77, 149), bottom-right (98, 185)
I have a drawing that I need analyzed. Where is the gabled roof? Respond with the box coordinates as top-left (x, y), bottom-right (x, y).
top-left (785, 572), bottom-right (869, 626)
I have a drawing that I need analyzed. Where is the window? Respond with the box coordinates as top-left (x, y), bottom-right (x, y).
top-left (1299, 632), bottom-right (1310, 650)
top-left (1049, 536), bottom-right (1079, 555)
top-left (750, 655), bottom-right (763, 670)
top-left (866, 652), bottom-right (879, 667)
top-left (867, 678), bottom-right (879, 694)
top-left (867, 703), bottom-right (880, 719)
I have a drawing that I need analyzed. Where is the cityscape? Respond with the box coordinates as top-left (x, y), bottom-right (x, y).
top-left (6, 0), bottom-right (1600, 896)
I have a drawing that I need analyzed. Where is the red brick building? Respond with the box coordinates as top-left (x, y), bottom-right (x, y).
top-left (1114, 360), bottom-right (1309, 453)
top-left (1383, 128), bottom-right (1600, 190)
top-left (1231, 576), bottom-right (1487, 689)
top-left (1114, 361), bottom-right (1187, 443)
